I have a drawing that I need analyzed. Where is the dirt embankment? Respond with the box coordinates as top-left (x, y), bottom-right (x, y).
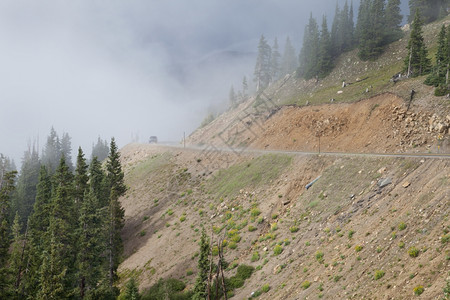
top-left (117, 143), bottom-right (450, 299)
top-left (188, 93), bottom-right (450, 155)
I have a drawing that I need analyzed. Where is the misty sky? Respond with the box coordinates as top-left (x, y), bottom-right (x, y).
top-left (0, 0), bottom-right (409, 164)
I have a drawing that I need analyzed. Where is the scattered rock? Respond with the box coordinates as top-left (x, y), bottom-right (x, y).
top-left (402, 181), bottom-right (411, 188)
top-left (378, 178), bottom-right (392, 188)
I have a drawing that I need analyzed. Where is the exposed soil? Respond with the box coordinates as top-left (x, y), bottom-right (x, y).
top-left (117, 143), bottom-right (449, 299)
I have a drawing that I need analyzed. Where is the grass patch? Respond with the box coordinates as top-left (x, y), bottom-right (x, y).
top-left (209, 154), bottom-right (293, 198)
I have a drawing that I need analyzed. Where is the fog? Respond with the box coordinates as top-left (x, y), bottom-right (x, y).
top-left (0, 0), bottom-right (409, 164)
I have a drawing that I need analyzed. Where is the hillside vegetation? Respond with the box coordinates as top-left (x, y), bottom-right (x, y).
top-left (117, 16), bottom-right (449, 300)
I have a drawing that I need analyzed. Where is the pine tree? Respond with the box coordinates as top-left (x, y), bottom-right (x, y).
top-left (425, 25), bottom-right (448, 86)
top-left (253, 35), bottom-right (272, 91)
top-left (0, 171), bottom-right (17, 265)
top-left (91, 137), bottom-right (110, 162)
top-left (8, 212), bottom-right (28, 298)
top-left (24, 166), bottom-right (52, 297)
top-left (404, 10), bottom-right (432, 77)
top-left (229, 85), bottom-right (237, 108)
top-left (0, 170), bottom-right (17, 299)
top-left (12, 145), bottom-right (40, 227)
top-left (105, 138), bottom-right (127, 295)
top-left (193, 228), bottom-right (210, 300)
top-left (241, 76), bottom-right (248, 100)
top-left (37, 232), bottom-right (68, 300)
top-left (409, 0), bottom-right (446, 23)
top-left (280, 36), bottom-right (298, 76)
top-left (318, 15), bottom-right (333, 78)
top-left (123, 278), bottom-right (140, 300)
top-left (77, 188), bottom-right (108, 299)
top-left (40, 156), bottom-right (77, 297)
top-left (270, 37), bottom-right (281, 80)
top-left (42, 127), bottom-right (61, 174)
top-left (299, 13), bottom-right (320, 79)
top-left (89, 156), bottom-right (109, 208)
top-left (75, 147), bottom-right (89, 206)
top-left (385, 0), bottom-right (403, 43)
top-left (61, 133), bottom-right (73, 172)
top-left (331, 3), bottom-right (342, 57)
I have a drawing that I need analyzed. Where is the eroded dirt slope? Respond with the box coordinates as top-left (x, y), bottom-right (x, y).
top-left (118, 143), bottom-right (449, 299)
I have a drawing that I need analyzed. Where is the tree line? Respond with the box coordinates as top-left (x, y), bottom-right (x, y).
top-left (250, 0), bottom-right (449, 91)
top-left (0, 129), bottom-right (126, 299)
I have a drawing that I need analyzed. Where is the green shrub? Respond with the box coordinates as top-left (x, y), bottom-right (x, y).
top-left (374, 270), bottom-right (385, 280)
top-left (408, 246), bottom-right (419, 258)
top-left (228, 241), bottom-right (237, 249)
top-left (301, 280), bottom-right (311, 289)
top-left (251, 208), bottom-right (261, 217)
top-left (186, 269), bottom-right (193, 276)
top-left (398, 222), bottom-right (407, 231)
top-left (289, 226), bottom-right (299, 233)
top-left (399, 241), bottom-right (405, 248)
top-left (139, 231), bottom-right (146, 237)
top-left (315, 251), bottom-right (324, 263)
top-left (348, 230), bottom-right (355, 239)
top-left (230, 234), bottom-right (241, 243)
top-left (142, 278), bottom-right (189, 300)
top-left (179, 215), bottom-right (186, 222)
top-left (248, 225), bottom-right (257, 232)
top-left (251, 251), bottom-right (260, 262)
top-left (441, 234), bottom-right (450, 244)
top-left (355, 245), bottom-right (363, 252)
top-left (236, 264), bottom-right (254, 280)
top-left (413, 285), bottom-right (424, 296)
top-left (211, 245), bottom-right (219, 256)
top-left (261, 284), bottom-right (270, 293)
top-left (270, 223), bottom-right (278, 232)
top-left (273, 245), bottom-right (283, 256)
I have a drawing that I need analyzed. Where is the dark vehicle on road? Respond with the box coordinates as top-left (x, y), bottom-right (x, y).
top-left (149, 136), bottom-right (158, 143)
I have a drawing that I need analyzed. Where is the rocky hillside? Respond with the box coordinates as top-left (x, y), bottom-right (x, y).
top-left (116, 17), bottom-right (450, 300)
top-left (118, 144), bottom-right (449, 299)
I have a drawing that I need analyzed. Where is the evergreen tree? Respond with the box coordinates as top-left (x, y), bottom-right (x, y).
top-left (75, 147), bottom-right (89, 206)
top-left (357, 0), bottom-right (388, 60)
top-left (426, 25), bottom-right (448, 85)
top-left (37, 232), bottom-right (68, 300)
top-left (89, 157), bottom-right (109, 208)
top-left (404, 10), bottom-right (432, 77)
top-left (12, 145), bottom-right (40, 227)
top-left (280, 36), bottom-right (298, 76)
top-left (42, 127), bottom-right (61, 174)
top-left (91, 137), bottom-right (110, 162)
top-left (318, 15), bottom-right (333, 78)
top-left (349, 1), bottom-right (356, 47)
top-left (331, 3), bottom-right (342, 57)
top-left (8, 212), bottom-right (28, 298)
top-left (270, 37), bottom-right (281, 80)
top-left (61, 133), bottom-right (73, 172)
top-left (0, 170), bottom-right (17, 299)
top-left (409, 0), bottom-right (447, 23)
top-left (229, 85), bottom-right (237, 108)
top-left (193, 228), bottom-right (210, 300)
top-left (241, 76), bottom-right (248, 100)
top-left (385, 0), bottom-right (403, 43)
top-left (24, 166), bottom-right (52, 297)
top-left (105, 138), bottom-right (126, 295)
top-left (76, 188), bottom-right (108, 299)
top-left (39, 156), bottom-right (77, 297)
top-left (123, 278), bottom-right (140, 300)
top-left (299, 13), bottom-right (320, 79)
top-left (253, 35), bottom-right (272, 91)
